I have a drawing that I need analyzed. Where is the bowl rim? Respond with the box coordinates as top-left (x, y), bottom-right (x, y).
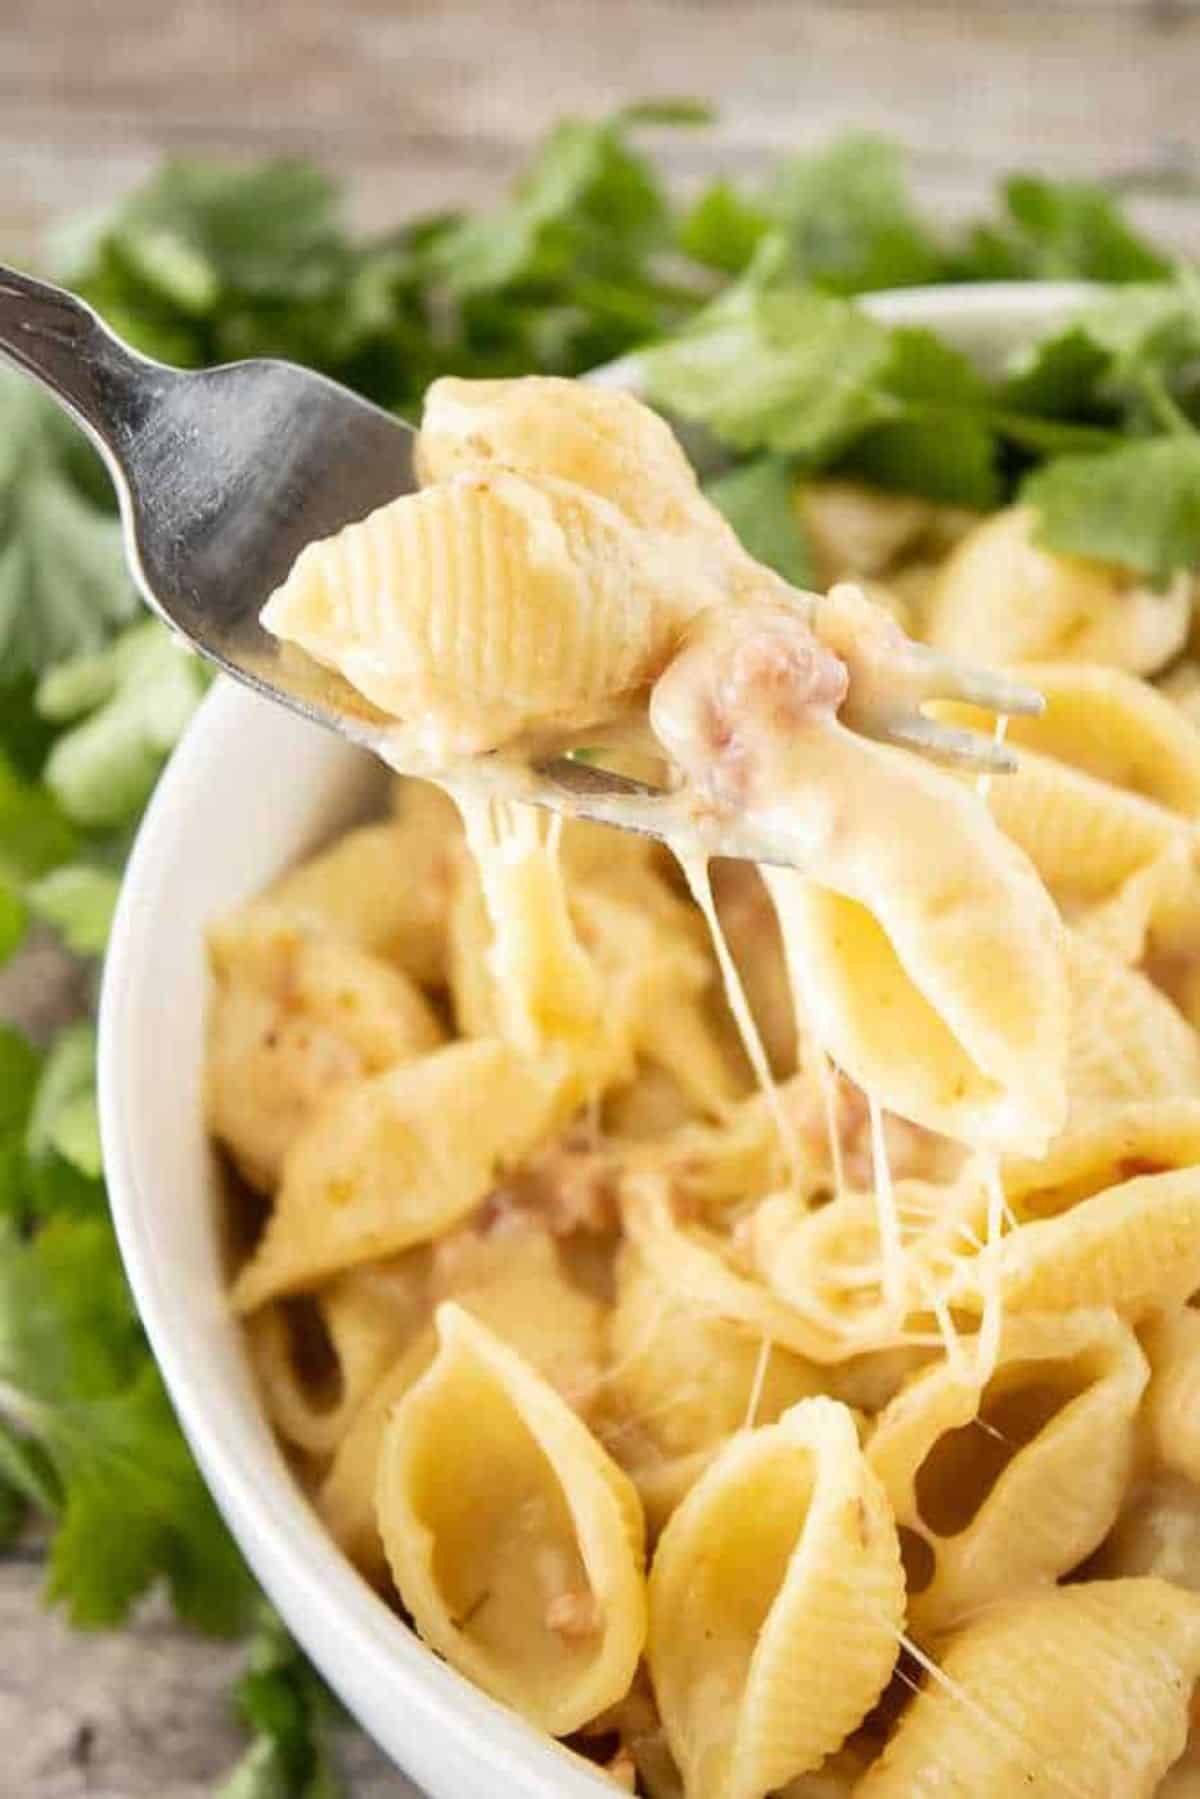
top-left (98, 276), bottom-right (1096, 1796)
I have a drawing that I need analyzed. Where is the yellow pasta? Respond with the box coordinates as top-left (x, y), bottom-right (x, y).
top-left (1062, 928), bottom-right (1200, 1116)
top-left (218, 373), bottom-right (1200, 1791)
top-left (854, 1579), bottom-right (1200, 1798)
top-left (1090, 1474), bottom-right (1200, 1591)
top-left (866, 1308), bottom-right (1147, 1632)
top-left (925, 503), bottom-right (1191, 674)
top-left (593, 1240), bottom-right (821, 1530)
top-left (1141, 1309), bottom-right (1200, 1486)
top-left (377, 1304), bottom-right (646, 1735)
top-left (231, 1039), bottom-right (558, 1309)
top-left (270, 778), bottom-right (463, 986)
top-left (618, 1174), bottom-right (846, 1363)
top-left (999, 661), bottom-right (1200, 816)
top-left (245, 1251), bottom-right (429, 1459)
top-left (206, 903), bottom-right (444, 1190)
top-left (417, 374), bottom-right (739, 549)
top-left (647, 1397), bottom-right (903, 1799)
top-left (262, 467), bottom-right (727, 757)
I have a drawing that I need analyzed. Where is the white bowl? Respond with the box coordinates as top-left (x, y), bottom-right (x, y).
top-left (99, 281), bottom-right (1092, 1798)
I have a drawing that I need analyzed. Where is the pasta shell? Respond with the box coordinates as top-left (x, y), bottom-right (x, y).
top-left (593, 1240), bottom-right (821, 1525)
top-left (261, 468), bottom-right (725, 756)
top-left (1141, 1309), bottom-right (1200, 1485)
top-left (417, 375), bottom-right (737, 548)
top-left (318, 1327), bottom-right (438, 1580)
top-left (206, 903), bottom-right (444, 1191)
top-left (1089, 1474), bottom-right (1200, 1590)
top-left (925, 503), bottom-right (1190, 675)
top-left (854, 1579), bottom-right (1200, 1798)
top-left (979, 746), bottom-right (1181, 914)
top-left (230, 1039), bottom-right (558, 1309)
top-left (245, 1251), bottom-right (429, 1459)
top-left (1063, 929), bottom-right (1200, 1115)
top-left (271, 778), bottom-right (463, 985)
top-left (1003, 661), bottom-right (1200, 818)
top-left (619, 1174), bottom-right (845, 1362)
top-left (867, 1309), bottom-right (1147, 1633)
top-left (377, 1303), bottom-right (647, 1735)
top-left (961, 1163), bottom-right (1200, 1320)
top-left (647, 1396), bottom-right (903, 1799)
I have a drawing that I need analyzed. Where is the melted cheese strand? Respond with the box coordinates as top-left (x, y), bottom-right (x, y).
top-left (975, 1153), bottom-right (1007, 1387)
top-left (868, 1091), bottom-right (906, 1323)
top-left (975, 714), bottom-right (1009, 804)
top-left (676, 850), bottom-right (801, 1184)
top-left (743, 1336), bottom-right (774, 1432)
top-left (883, 1624), bottom-right (1094, 1799)
top-left (815, 1047), bottom-right (847, 1200)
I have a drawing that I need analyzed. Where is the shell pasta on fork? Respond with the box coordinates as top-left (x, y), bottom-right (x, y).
top-left (216, 371), bottom-right (1200, 1796)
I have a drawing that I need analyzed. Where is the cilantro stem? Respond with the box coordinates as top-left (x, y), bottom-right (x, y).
top-left (0, 1379), bottom-right (49, 1439)
top-left (1136, 369), bottom-right (1198, 438)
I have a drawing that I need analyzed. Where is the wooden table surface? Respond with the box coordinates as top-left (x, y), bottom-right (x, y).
top-left (4, 1), bottom-right (1200, 1792)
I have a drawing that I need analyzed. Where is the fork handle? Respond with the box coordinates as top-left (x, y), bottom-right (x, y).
top-left (0, 263), bottom-right (173, 460)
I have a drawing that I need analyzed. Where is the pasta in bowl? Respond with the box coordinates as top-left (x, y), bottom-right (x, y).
top-left (100, 284), bottom-right (1200, 1799)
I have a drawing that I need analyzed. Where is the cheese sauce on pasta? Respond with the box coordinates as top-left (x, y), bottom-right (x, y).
top-left (211, 375), bottom-right (1200, 1796)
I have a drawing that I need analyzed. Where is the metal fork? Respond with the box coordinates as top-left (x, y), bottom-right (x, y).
top-left (0, 264), bottom-right (1037, 864)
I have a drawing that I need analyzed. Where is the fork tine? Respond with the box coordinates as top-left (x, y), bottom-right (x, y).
top-left (904, 647), bottom-right (1045, 719)
top-left (877, 715), bottom-right (1020, 773)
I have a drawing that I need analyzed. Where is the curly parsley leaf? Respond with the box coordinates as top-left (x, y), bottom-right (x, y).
top-left (218, 1607), bottom-right (344, 1799)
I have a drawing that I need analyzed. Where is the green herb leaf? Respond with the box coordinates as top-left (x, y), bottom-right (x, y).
top-left (979, 174), bottom-right (1170, 283)
top-left (39, 620), bottom-right (208, 828)
top-left (218, 1607), bottom-right (344, 1798)
top-left (839, 328), bottom-right (1001, 508)
top-left (0, 1214), bottom-right (254, 1630)
top-left (1023, 436), bottom-right (1200, 580)
top-left (704, 459), bottom-right (814, 585)
top-left (763, 134), bottom-right (946, 294)
top-left (0, 1027), bottom-right (40, 1218)
top-left (677, 180), bottom-right (770, 275)
top-left (643, 271), bottom-right (894, 459)
top-left (26, 864), bottom-right (120, 956)
top-left (0, 374), bottom-right (138, 680)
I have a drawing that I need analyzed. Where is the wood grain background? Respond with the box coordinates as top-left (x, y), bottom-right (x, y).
top-left (3, 1), bottom-right (1199, 1792)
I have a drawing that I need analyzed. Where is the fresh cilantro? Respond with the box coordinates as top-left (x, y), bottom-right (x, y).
top-left (0, 1026), bottom-right (40, 1216)
top-left (0, 747), bottom-right (78, 965)
top-left (763, 134), bottom-right (946, 294)
top-left (1023, 437), bottom-right (1200, 583)
top-left (704, 459), bottom-right (814, 585)
top-left (974, 174), bottom-right (1170, 283)
top-left (837, 327), bottom-right (1001, 508)
top-left (218, 1606), bottom-right (344, 1799)
top-left (0, 373), bottom-right (138, 680)
top-left (5, 116), bottom-right (1200, 1755)
top-left (26, 1024), bottom-right (102, 1180)
top-left (677, 180), bottom-right (770, 275)
top-left (38, 619), bottom-right (209, 828)
top-left (643, 259), bottom-right (895, 459)
top-left (26, 863), bottom-right (120, 956)
top-left (0, 1213), bottom-right (255, 1629)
